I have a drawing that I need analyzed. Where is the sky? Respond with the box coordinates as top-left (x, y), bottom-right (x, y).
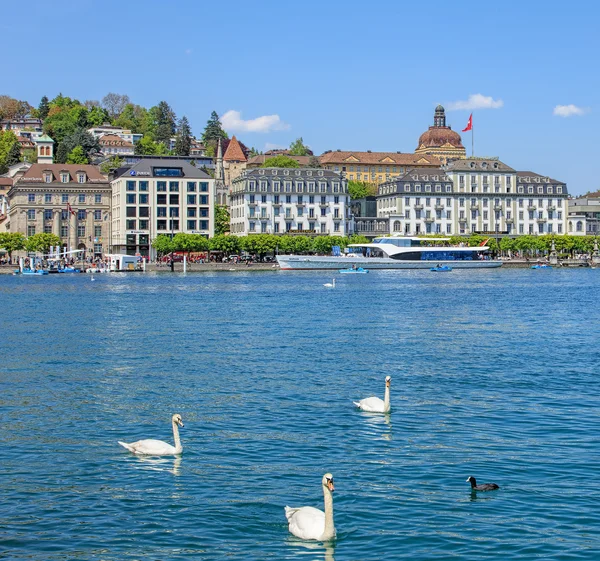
top-left (3, 0), bottom-right (598, 194)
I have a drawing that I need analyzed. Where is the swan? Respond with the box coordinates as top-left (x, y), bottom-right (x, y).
top-left (353, 376), bottom-right (391, 413)
top-left (323, 279), bottom-right (335, 288)
top-left (118, 413), bottom-right (184, 456)
top-left (285, 473), bottom-right (336, 541)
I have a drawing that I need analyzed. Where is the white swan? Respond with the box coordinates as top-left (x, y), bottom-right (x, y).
top-left (354, 376), bottom-right (391, 413)
top-left (285, 473), bottom-right (336, 541)
top-left (118, 413), bottom-right (184, 456)
top-left (323, 279), bottom-right (335, 288)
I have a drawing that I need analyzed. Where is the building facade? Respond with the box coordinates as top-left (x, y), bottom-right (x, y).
top-left (110, 159), bottom-right (214, 257)
top-left (98, 134), bottom-right (135, 157)
top-left (7, 164), bottom-right (111, 256)
top-left (230, 168), bottom-right (350, 236)
top-left (374, 158), bottom-right (569, 236)
top-left (223, 136), bottom-right (247, 187)
top-left (567, 196), bottom-right (600, 236)
top-left (319, 150), bottom-right (441, 185)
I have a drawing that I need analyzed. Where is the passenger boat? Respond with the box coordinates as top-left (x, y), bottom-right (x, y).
top-left (431, 265), bottom-right (452, 272)
top-left (339, 267), bottom-right (369, 274)
top-left (277, 236), bottom-right (502, 270)
top-left (15, 268), bottom-right (49, 275)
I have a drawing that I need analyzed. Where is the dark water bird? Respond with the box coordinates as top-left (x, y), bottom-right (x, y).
top-left (466, 476), bottom-right (499, 491)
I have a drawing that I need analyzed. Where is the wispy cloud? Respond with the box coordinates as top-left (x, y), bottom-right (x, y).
top-left (553, 104), bottom-right (590, 117)
top-left (446, 94), bottom-right (504, 111)
top-left (222, 110), bottom-right (290, 133)
top-left (184, 48), bottom-right (193, 55)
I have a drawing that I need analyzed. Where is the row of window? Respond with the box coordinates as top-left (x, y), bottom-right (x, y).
top-left (155, 220), bottom-right (209, 231)
top-left (392, 223), bottom-right (565, 235)
top-left (28, 209), bottom-right (105, 221)
top-left (247, 195), bottom-right (346, 205)
top-left (125, 206), bottom-right (209, 218)
top-left (42, 173), bottom-right (87, 184)
top-left (246, 207), bottom-right (338, 219)
top-left (392, 197), bottom-right (564, 208)
top-left (28, 193), bottom-right (103, 204)
top-left (126, 181), bottom-right (209, 193)
top-left (26, 225), bottom-right (104, 237)
top-left (246, 181), bottom-right (342, 193)
top-left (247, 222), bottom-right (342, 234)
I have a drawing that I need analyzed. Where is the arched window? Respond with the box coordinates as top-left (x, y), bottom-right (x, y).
top-left (393, 220), bottom-right (401, 232)
top-left (576, 221), bottom-right (583, 232)
top-left (568, 221), bottom-right (573, 232)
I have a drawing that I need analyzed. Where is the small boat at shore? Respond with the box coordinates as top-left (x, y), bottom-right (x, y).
top-left (15, 268), bottom-right (49, 275)
top-left (339, 267), bottom-right (369, 274)
top-left (431, 265), bottom-right (452, 272)
top-left (531, 264), bottom-right (552, 269)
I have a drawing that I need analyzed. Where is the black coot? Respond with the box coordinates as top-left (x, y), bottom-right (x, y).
top-left (466, 476), bottom-right (499, 491)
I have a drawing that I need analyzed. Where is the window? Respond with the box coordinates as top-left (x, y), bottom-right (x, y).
top-left (558, 224), bottom-right (562, 233)
top-left (44, 193), bottom-right (52, 204)
top-left (44, 173), bottom-right (52, 183)
top-left (60, 225), bottom-right (68, 237)
top-left (169, 181), bottom-right (179, 192)
top-left (78, 194), bottom-right (85, 203)
top-left (274, 222), bottom-right (280, 233)
top-left (169, 194), bottom-right (179, 205)
top-left (200, 195), bottom-right (208, 205)
top-left (139, 181), bottom-right (148, 192)
top-left (126, 181), bottom-right (136, 191)
top-left (157, 220), bottom-right (167, 230)
top-left (139, 194), bottom-right (148, 204)
top-left (44, 209), bottom-right (53, 220)
top-left (157, 207), bottom-right (167, 217)
top-left (139, 220), bottom-right (148, 230)
top-left (27, 209), bottom-right (36, 220)
top-left (28, 193), bottom-right (35, 203)
top-left (188, 194), bottom-right (197, 205)
top-left (154, 167), bottom-right (183, 177)
top-left (94, 226), bottom-right (102, 237)
top-left (157, 181), bottom-right (167, 192)
top-left (77, 173), bottom-right (85, 184)
top-left (320, 208), bottom-right (326, 217)
top-left (200, 208), bottom-right (209, 218)
top-left (126, 194), bottom-right (136, 204)
top-left (77, 225), bottom-right (85, 237)
top-left (27, 225), bottom-right (36, 236)
top-left (187, 182), bottom-right (197, 192)
top-left (199, 182), bottom-right (208, 192)
top-left (77, 210), bottom-right (86, 220)
top-left (126, 207), bottom-right (136, 217)
top-left (169, 207), bottom-right (179, 217)
top-left (61, 173), bottom-right (69, 183)
top-left (139, 207), bottom-right (149, 218)
top-left (187, 220), bottom-right (197, 230)
top-left (44, 224), bottom-right (52, 234)
top-left (188, 208), bottom-right (197, 217)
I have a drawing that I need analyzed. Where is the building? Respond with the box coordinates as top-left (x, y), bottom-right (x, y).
top-left (319, 150), bottom-right (441, 184)
top-left (213, 139), bottom-right (228, 206)
top-left (567, 194), bottom-right (600, 236)
top-left (190, 139), bottom-right (206, 156)
top-left (98, 134), bottom-right (135, 157)
top-left (110, 158), bottom-right (214, 258)
top-left (414, 105), bottom-right (466, 163)
top-left (35, 134), bottom-right (55, 164)
top-left (87, 124), bottom-right (142, 145)
top-left (0, 177), bottom-right (12, 232)
top-left (373, 158), bottom-right (569, 237)
top-left (230, 168), bottom-right (350, 236)
top-left (1, 118), bottom-right (43, 137)
top-left (7, 164), bottom-right (111, 256)
top-left (223, 135), bottom-right (247, 186)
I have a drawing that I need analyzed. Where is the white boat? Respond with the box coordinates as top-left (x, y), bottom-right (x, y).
top-left (277, 236), bottom-right (502, 270)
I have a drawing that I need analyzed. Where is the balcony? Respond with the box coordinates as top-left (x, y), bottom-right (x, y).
top-left (505, 217), bottom-right (514, 223)
top-left (548, 205), bottom-right (556, 211)
top-left (494, 204), bottom-right (503, 211)
top-left (424, 217), bottom-right (435, 223)
top-left (470, 203), bottom-right (479, 209)
top-left (434, 204), bottom-right (444, 210)
top-left (272, 202), bottom-right (281, 207)
top-left (296, 202), bottom-right (305, 207)
top-left (458, 217), bottom-right (467, 223)
top-left (319, 202), bottom-right (329, 208)
top-left (414, 204), bottom-right (424, 210)
top-left (527, 205), bottom-right (537, 211)
top-left (537, 217), bottom-right (547, 223)
top-left (259, 215), bottom-right (271, 221)
top-left (332, 215), bottom-right (343, 221)
top-left (248, 201), bottom-right (257, 207)
top-left (284, 215), bottom-right (294, 221)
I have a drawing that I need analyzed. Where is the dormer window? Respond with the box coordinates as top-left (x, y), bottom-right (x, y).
top-left (77, 173), bottom-right (86, 183)
top-left (272, 169), bottom-right (278, 175)
top-left (493, 162), bottom-right (499, 169)
top-left (60, 173), bottom-right (69, 183)
top-left (307, 171), bottom-right (312, 176)
top-left (259, 169), bottom-right (265, 175)
top-left (318, 171), bottom-right (324, 176)
top-left (557, 186), bottom-right (563, 194)
top-left (44, 173), bottom-right (52, 183)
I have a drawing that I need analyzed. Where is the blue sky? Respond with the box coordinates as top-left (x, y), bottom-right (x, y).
top-left (3, 0), bottom-right (598, 194)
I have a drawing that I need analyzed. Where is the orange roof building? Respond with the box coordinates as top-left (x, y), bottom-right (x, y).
top-left (223, 136), bottom-right (247, 162)
top-left (414, 105), bottom-right (466, 163)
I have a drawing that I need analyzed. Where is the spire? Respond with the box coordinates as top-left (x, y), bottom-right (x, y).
top-left (223, 135), bottom-right (247, 162)
top-left (215, 138), bottom-right (224, 181)
top-left (434, 105), bottom-right (446, 127)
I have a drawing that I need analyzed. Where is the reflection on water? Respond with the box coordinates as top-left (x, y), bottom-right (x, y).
top-left (131, 455), bottom-right (182, 476)
top-left (358, 411), bottom-right (392, 441)
top-left (287, 539), bottom-right (335, 561)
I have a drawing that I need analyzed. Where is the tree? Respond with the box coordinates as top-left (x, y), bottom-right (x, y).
top-left (87, 105), bottom-right (110, 127)
top-left (38, 96), bottom-right (50, 120)
top-left (114, 103), bottom-right (147, 133)
top-left (0, 232), bottom-right (26, 262)
top-left (5, 141), bottom-right (21, 168)
top-left (174, 116), bottom-right (192, 156)
top-left (214, 205), bottom-right (230, 235)
top-left (152, 234), bottom-right (175, 256)
top-left (101, 93), bottom-right (131, 121)
top-left (209, 234), bottom-right (240, 255)
top-left (55, 128), bottom-right (100, 164)
top-left (261, 155), bottom-right (300, 168)
top-left (154, 101), bottom-right (177, 147)
top-left (248, 147), bottom-right (262, 157)
top-left (135, 135), bottom-right (166, 156)
top-left (288, 137), bottom-right (313, 156)
top-left (66, 146), bottom-right (88, 164)
top-left (201, 111), bottom-right (228, 155)
top-left (348, 180), bottom-right (377, 200)
top-left (0, 130), bottom-right (20, 174)
top-left (308, 155), bottom-right (321, 168)
top-left (22, 148), bottom-right (37, 163)
top-left (0, 96), bottom-right (31, 120)
top-left (100, 156), bottom-right (124, 174)
top-left (25, 233), bottom-right (61, 254)
top-left (43, 96), bottom-right (89, 146)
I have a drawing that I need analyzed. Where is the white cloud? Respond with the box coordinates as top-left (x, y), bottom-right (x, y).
top-left (446, 94), bottom-right (504, 111)
top-left (184, 48), bottom-right (193, 55)
top-left (553, 104), bottom-right (590, 117)
top-left (221, 110), bottom-right (290, 133)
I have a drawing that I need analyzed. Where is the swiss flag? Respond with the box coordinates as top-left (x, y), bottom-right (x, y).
top-left (67, 203), bottom-right (75, 216)
top-left (462, 114), bottom-right (473, 132)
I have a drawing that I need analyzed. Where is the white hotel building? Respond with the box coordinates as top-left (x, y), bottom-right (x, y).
top-left (110, 158), bottom-right (214, 257)
top-left (230, 168), bottom-right (351, 236)
top-left (376, 158), bottom-right (568, 236)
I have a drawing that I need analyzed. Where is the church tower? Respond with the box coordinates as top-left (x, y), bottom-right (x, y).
top-left (214, 138), bottom-right (227, 205)
top-left (36, 134), bottom-right (54, 164)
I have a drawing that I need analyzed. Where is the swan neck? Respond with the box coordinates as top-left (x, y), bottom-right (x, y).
top-left (172, 420), bottom-right (182, 453)
top-left (384, 383), bottom-right (390, 412)
top-left (322, 486), bottom-right (335, 540)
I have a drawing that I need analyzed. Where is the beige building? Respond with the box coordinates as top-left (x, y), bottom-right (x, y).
top-left (7, 163), bottom-right (111, 256)
top-left (414, 105), bottom-right (466, 163)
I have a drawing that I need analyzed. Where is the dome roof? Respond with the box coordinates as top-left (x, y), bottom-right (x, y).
top-left (417, 126), bottom-right (464, 149)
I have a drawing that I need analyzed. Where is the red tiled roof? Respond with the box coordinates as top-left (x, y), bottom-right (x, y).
top-left (18, 164), bottom-right (107, 183)
top-left (99, 134), bottom-right (133, 147)
top-left (0, 177), bottom-right (13, 187)
top-left (223, 136), bottom-right (247, 162)
top-left (319, 150), bottom-right (441, 166)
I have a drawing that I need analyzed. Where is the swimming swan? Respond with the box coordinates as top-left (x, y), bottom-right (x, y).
top-left (118, 414), bottom-right (184, 456)
top-left (285, 473), bottom-right (335, 541)
top-left (353, 376), bottom-right (391, 413)
top-left (323, 279), bottom-right (335, 288)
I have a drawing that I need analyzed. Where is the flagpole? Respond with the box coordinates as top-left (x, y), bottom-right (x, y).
top-left (472, 114), bottom-right (474, 157)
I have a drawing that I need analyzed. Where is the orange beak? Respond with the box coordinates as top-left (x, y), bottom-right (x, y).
top-left (327, 480), bottom-right (335, 492)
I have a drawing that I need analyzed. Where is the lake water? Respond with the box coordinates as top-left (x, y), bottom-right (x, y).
top-left (1, 269), bottom-right (599, 560)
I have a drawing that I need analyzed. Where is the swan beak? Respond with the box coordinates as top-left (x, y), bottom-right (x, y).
top-left (327, 480), bottom-right (335, 492)
top-left (178, 421), bottom-right (184, 427)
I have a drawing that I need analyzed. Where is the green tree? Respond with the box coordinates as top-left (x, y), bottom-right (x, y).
top-left (308, 155), bottom-right (321, 168)
top-left (114, 103), bottom-right (148, 133)
top-left (135, 135), bottom-right (167, 156)
top-left (174, 116), bottom-right (192, 156)
top-left (55, 128), bottom-right (99, 164)
top-left (0, 232), bottom-right (26, 262)
top-left (313, 236), bottom-right (347, 254)
top-left (0, 96), bottom-right (32, 120)
top-left (22, 148), bottom-right (37, 163)
top-left (261, 155), bottom-right (300, 168)
top-left (0, 130), bottom-right (20, 174)
top-left (100, 156), bottom-right (124, 174)
top-left (87, 105), bottom-right (110, 127)
top-left (288, 137), bottom-right (313, 156)
top-left (38, 95), bottom-right (50, 120)
top-left (202, 111), bottom-right (228, 155)
top-left (152, 234), bottom-right (175, 256)
top-left (240, 234), bottom-right (278, 258)
top-left (214, 205), bottom-right (230, 235)
top-left (154, 101), bottom-right (177, 147)
top-left (348, 180), bottom-right (377, 200)
top-left (25, 233), bottom-right (61, 254)
top-left (172, 233), bottom-right (209, 256)
top-left (209, 234), bottom-right (240, 255)
top-left (66, 145), bottom-right (88, 164)
top-left (348, 234), bottom-right (370, 245)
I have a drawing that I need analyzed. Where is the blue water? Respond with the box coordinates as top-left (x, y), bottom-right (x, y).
top-left (1, 269), bottom-right (599, 560)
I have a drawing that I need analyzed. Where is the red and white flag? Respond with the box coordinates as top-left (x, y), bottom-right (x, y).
top-left (67, 203), bottom-right (75, 216)
top-left (462, 114), bottom-right (473, 132)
